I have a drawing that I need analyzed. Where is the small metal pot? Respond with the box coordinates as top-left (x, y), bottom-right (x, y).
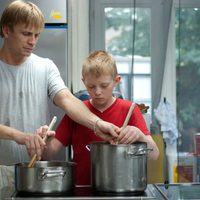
top-left (15, 161), bottom-right (76, 194)
top-left (90, 141), bottom-right (152, 193)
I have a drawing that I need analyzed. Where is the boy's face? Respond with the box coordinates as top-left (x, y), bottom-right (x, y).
top-left (83, 74), bottom-right (120, 108)
top-left (3, 23), bottom-right (42, 58)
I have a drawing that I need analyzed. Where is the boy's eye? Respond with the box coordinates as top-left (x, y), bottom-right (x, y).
top-left (22, 32), bottom-right (30, 36)
top-left (101, 84), bottom-right (109, 88)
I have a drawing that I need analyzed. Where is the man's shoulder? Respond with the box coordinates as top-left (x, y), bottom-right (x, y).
top-left (30, 53), bottom-right (53, 64)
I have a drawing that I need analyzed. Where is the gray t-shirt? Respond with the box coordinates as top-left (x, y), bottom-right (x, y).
top-left (0, 53), bottom-right (66, 165)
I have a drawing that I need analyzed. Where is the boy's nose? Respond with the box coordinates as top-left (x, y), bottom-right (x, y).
top-left (94, 87), bottom-right (101, 95)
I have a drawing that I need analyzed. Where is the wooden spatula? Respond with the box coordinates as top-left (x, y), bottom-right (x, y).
top-left (114, 103), bottom-right (135, 144)
top-left (122, 103), bottom-right (135, 130)
top-left (27, 116), bottom-right (57, 168)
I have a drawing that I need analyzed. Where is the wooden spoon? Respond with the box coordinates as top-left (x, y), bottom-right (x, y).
top-left (114, 103), bottom-right (135, 144)
top-left (27, 116), bottom-right (57, 168)
top-left (122, 103), bottom-right (135, 130)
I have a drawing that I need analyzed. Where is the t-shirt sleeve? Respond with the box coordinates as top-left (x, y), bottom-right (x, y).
top-left (47, 59), bottom-right (67, 100)
top-left (55, 115), bottom-right (73, 146)
top-left (131, 104), bottom-right (150, 135)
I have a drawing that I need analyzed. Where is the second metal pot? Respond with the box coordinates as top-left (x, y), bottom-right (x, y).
top-left (90, 141), bottom-right (150, 193)
top-left (15, 161), bottom-right (76, 194)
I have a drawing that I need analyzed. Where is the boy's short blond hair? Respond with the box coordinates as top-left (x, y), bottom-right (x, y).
top-left (82, 50), bottom-right (118, 79)
top-left (0, 0), bottom-right (44, 37)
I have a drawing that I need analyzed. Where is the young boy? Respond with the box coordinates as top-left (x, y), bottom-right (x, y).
top-left (43, 50), bottom-right (159, 185)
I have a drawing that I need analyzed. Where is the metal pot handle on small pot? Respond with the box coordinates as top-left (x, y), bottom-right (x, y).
top-left (125, 145), bottom-right (153, 158)
top-left (38, 169), bottom-right (66, 180)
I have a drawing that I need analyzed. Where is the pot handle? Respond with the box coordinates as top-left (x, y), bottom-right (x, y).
top-left (125, 146), bottom-right (153, 157)
top-left (39, 169), bottom-right (66, 180)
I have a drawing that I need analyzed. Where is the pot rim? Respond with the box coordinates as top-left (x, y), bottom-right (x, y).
top-left (89, 141), bottom-right (147, 146)
top-left (15, 160), bottom-right (77, 168)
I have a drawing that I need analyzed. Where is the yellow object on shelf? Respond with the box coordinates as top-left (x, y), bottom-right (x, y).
top-left (173, 165), bottom-right (178, 183)
top-left (147, 134), bottom-right (165, 183)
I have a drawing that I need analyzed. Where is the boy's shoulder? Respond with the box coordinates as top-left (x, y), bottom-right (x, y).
top-left (115, 98), bottom-right (134, 107)
top-left (83, 99), bottom-right (90, 106)
top-left (116, 99), bottom-right (141, 114)
top-left (116, 97), bottom-right (132, 103)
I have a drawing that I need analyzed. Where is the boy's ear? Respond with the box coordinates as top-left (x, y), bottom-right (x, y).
top-left (82, 78), bottom-right (87, 88)
top-left (114, 75), bottom-right (121, 84)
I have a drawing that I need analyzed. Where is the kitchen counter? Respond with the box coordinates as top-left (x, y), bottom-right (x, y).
top-left (2, 183), bottom-right (200, 199)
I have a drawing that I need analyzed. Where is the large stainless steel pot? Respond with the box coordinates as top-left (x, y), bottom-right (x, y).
top-left (90, 141), bottom-right (151, 193)
top-left (15, 161), bottom-right (76, 194)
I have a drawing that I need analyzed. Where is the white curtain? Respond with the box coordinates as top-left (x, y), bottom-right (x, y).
top-left (155, 0), bottom-right (177, 183)
top-left (160, 0), bottom-right (178, 183)
top-left (67, 0), bottom-right (89, 93)
top-left (161, 3), bottom-right (176, 110)
top-left (151, 0), bottom-right (174, 121)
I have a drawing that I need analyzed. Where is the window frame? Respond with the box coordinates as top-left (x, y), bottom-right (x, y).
top-left (89, 0), bottom-right (169, 117)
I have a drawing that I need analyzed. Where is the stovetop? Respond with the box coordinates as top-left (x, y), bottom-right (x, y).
top-left (1, 185), bottom-right (165, 200)
top-left (154, 183), bottom-right (200, 200)
top-left (2, 183), bottom-right (200, 200)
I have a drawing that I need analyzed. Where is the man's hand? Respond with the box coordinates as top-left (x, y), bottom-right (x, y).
top-left (14, 126), bottom-right (55, 160)
top-left (94, 120), bottom-right (120, 143)
top-left (33, 125), bottom-right (55, 160)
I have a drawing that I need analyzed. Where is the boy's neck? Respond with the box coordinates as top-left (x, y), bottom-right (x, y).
top-left (90, 97), bottom-right (116, 113)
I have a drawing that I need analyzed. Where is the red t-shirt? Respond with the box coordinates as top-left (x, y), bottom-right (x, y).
top-left (55, 98), bottom-right (150, 185)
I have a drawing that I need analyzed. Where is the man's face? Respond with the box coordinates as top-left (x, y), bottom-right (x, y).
top-left (3, 24), bottom-right (42, 58)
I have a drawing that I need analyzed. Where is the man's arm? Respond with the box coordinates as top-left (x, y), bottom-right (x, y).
top-left (0, 124), bottom-right (27, 143)
top-left (53, 89), bottom-right (119, 142)
top-left (0, 124), bottom-right (48, 160)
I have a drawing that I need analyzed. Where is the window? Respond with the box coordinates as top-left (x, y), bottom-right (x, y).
top-left (175, 0), bottom-right (200, 153)
top-left (113, 55), bottom-right (151, 106)
top-left (90, 0), bottom-right (200, 183)
top-left (90, 0), bottom-right (167, 116)
top-left (104, 7), bottom-right (151, 108)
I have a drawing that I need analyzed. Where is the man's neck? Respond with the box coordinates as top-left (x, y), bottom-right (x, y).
top-left (0, 47), bottom-right (27, 65)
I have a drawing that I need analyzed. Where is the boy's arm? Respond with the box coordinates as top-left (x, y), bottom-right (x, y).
top-left (117, 126), bottom-right (159, 160)
top-left (42, 137), bottom-right (64, 160)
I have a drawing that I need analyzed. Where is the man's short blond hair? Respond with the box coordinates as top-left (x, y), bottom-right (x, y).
top-left (82, 50), bottom-right (118, 79)
top-left (0, 0), bottom-right (44, 37)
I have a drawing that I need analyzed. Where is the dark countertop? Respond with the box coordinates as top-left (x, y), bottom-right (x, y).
top-left (2, 183), bottom-right (200, 200)
top-left (1, 184), bottom-right (165, 200)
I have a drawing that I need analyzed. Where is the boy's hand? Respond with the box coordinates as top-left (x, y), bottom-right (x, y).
top-left (116, 125), bottom-right (143, 144)
top-left (94, 120), bottom-right (119, 143)
top-left (35, 125), bottom-right (55, 139)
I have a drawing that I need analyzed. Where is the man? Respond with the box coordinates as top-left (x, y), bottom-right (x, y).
top-left (0, 0), bottom-right (119, 165)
